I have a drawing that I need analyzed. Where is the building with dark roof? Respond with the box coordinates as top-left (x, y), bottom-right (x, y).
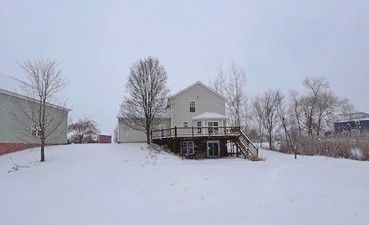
top-left (334, 112), bottom-right (369, 134)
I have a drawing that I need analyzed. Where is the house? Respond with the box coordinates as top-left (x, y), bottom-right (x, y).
top-left (0, 74), bottom-right (69, 155)
top-left (334, 112), bottom-right (369, 134)
top-left (117, 81), bottom-right (257, 159)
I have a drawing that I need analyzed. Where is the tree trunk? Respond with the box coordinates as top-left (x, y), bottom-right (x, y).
top-left (268, 129), bottom-right (273, 150)
top-left (268, 137), bottom-right (272, 150)
top-left (146, 131), bottom-right (151, 144)
top-left (40, 138), bottom-right (45, 162)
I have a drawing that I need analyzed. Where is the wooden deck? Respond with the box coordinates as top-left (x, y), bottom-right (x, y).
top-left (151, 126), bottom-right (241, 140)
top-left (151, 126), bottom-right (259, 159)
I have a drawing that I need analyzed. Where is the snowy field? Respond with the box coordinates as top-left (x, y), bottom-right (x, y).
top-left (1, 144), bottom-right (369, 225)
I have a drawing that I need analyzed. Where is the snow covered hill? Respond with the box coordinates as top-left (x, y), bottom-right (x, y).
top-left (0, 144), bottom-right (368, 225)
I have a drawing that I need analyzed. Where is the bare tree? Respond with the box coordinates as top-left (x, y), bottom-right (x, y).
top-left (213, 64), bottom-right (248, 129)
top-left (120, 57), bottom-right (169, 144)
top-left (289, 90), bottom-right (303, 135)
top-left (298, 77), bottom-right (353, 137)
top-left (251, 96), bottom-right (264, 147)
top-left (275, 93), bottom-right (291, 147)
top-left (252, 90), bottom-right (280, 150)
top-left (300, 77), bottom-right (329, 136)
top-left (14, 59), bottom-right (68, 162)
top-left (68, 117), bottom-right (99, 143)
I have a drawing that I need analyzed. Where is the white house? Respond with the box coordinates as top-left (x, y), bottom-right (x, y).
top-left (117, 82), bottom-right (225, 141)
top-left (117, 81), bottom-right (257, 159)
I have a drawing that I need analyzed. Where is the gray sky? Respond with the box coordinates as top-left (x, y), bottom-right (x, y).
top-left (1, 0), bottom-right (368, 133)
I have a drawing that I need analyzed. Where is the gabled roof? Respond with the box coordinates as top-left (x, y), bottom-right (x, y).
top-left (170, 81), bottom-right (226, 101)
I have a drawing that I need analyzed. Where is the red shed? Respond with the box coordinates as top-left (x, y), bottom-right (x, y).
top-left (98, 135), bottom-right (111, 144)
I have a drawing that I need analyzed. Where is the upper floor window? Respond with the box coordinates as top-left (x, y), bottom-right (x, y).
top-left (197, 121), bottom-right (202, 134)
top-left (190, 101), bottom-right (195, 112)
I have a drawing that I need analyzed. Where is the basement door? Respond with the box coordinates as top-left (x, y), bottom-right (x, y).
top-left (207, 141), bottom-right (220, 157)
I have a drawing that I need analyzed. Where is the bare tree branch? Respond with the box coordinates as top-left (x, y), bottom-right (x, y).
top-left (213, 64), bottom-right (249, 129)
top-left (120, 57), bottom-right (169, 144)
top-left (13, 58), bottom-right (68, 162)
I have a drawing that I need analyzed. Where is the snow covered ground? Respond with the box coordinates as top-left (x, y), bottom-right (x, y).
top-left (1, 144), bottom-right (368, 225)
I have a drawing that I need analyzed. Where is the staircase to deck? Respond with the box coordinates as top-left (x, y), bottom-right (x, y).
top-left (235, 130), bottom-right (259, 159)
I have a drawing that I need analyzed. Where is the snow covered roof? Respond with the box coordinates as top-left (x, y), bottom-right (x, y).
top-left (336, 112), bottom-right (369, 123)
top-left (346, 112), bottom-right (369, 120)
top-left (170, 81), bottom-right (226, 101)
top-left (192, 112), bottom-right (227, 120)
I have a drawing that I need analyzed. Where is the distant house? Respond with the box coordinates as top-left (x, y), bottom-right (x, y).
top-left (117, 81), bottom-right (257, 159)
top-left (0, 74), bottom-right (69, 155)
top-left (334, 112), bottom-right (369, 134)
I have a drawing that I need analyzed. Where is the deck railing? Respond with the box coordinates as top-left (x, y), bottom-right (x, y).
top-left (151, 126), bottom-right (241, 139)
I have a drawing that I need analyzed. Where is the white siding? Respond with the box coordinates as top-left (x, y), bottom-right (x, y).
top-left (117, 118), bottom-right (171, 143)
top-left (170, 83), bottom-right (226, 127)
top-left (0, 92), bottom-right (68, 144)
top-left (118, 125), bottom-right (146, 143)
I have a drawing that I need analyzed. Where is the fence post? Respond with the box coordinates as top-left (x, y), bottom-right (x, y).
top-left (174, 126), bottom-right (177, 138)
top-left (192, 126), bottom-right (194, 137)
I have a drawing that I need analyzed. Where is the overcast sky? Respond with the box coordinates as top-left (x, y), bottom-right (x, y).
top-left (1, 0), bottom-right (368, 133)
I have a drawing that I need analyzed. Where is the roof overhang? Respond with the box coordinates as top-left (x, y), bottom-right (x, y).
top-left (192, 112), bottom-right (228, 120)
top-left (0, 88), bottom-right (71, 112)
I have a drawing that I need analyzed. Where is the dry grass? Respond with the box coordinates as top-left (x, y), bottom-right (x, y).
top-left (280, 134), bottom-right (369, 161)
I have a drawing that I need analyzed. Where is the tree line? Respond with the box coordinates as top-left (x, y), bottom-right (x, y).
top-left (121, 57), bottom-right (355, 154)
top-left (212, 64), bottom-right (353, 152)
top-left (14, 57), bottom-right (356, 161)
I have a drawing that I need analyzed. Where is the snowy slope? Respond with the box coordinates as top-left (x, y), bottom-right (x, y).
top-left (0, 144), bottom-right (368, 225)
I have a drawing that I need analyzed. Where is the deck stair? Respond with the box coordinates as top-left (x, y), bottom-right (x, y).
top-left (235, 130), bottom-right (259, 159)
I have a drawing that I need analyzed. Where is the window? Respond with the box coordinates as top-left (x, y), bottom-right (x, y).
top-left (208, 121), bottom-right (219, 134)
top-left (183, 121), bottom-right (189, 127)
top-left (190, 101), bottom-right (195, 112)
top-left (31, 129), bottom-right (42, 137)
top-left (197, 121), bottom-right (202, 134)
top-left (181, 141), bottom-right (194, 156)
top-left (31, 123), bottom-right (41, 137)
